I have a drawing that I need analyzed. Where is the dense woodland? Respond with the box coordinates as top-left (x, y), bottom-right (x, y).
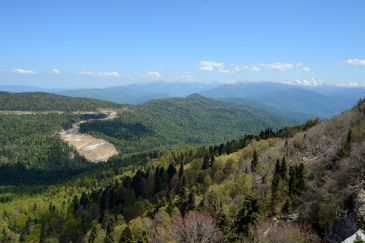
top-left (0, 113), bottom-right (101, 185)
top-left (80, 94), bottom-right (301, 155)
top-left (0, 93), bottom-right (365, 242)
top-left (0, 92), bottom-right (126, 111)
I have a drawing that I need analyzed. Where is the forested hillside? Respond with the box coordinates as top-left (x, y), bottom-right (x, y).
top-left (0, 113), bottom-right (101, 185)
top-left (80, 94), bottom-right (301, 154)
top-left (0, 92), bottom-right (126, 111)
top-left (1, 94), bottom-right (364, 242)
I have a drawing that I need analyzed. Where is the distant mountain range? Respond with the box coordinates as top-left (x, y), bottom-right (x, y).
top-left (2, 80), bottom-right (364, 119)
top-left (55, 86), bottom-right (172, 105)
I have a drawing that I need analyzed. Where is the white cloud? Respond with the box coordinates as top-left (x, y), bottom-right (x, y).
top-left (199, 61), bottom-right (230, 73)
top-left (139, 71), bottom-right (161, 78)
top-left (155, 68), bottom-right (165, 71)
top-left (251, 65), bottom-right (261, 72)
top-left (345, 59), bottom-right (365, 68)
top-left (79, 71), bottom-right (120, 77)
top-left (299, 66), bottom-right (310, 72)
top-left (296, 63), bottom-right (310, 72)
top-left (259, 62), bottom-right (293, 71)
top-left (52, 69), bottom-right (61, 74)
top-left (12, 69), bottom-right (36, 74)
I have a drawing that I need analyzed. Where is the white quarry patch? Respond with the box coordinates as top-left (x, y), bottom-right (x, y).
top-left (58, 111), bottom-right (119, 162)
top-left (82, 143), bottom-right (103, 151)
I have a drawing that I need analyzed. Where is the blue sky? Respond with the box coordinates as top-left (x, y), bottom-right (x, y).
top-left (0, 0), bottom-right (364, 88)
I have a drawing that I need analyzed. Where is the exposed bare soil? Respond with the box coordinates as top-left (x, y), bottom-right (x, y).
top-left (59, 110), bottom-right (119, 163)
top-left (1, 109), bottom-right (122, 163)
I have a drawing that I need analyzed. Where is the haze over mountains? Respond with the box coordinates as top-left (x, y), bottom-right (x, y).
top-left (1, 80), bottom-right (365, 120)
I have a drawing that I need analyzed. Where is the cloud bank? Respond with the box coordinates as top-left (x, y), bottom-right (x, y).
top-left (346, 59), bottom-right (365, 68)
top-left (12, 69), bottom-right (36, 74)
top-left (79, 71), bottom-right (120, 77)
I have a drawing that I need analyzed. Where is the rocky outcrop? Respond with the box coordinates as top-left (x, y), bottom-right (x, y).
top-left (353, 190), bottom-right (365, 217)
top-left (325, 214), bottom-right (358, 243)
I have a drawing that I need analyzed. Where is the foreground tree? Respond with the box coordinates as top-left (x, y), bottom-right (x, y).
top-left (149, 211), bottom-right (221, 242)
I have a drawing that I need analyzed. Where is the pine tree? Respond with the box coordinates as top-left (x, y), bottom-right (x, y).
top-left (282, 199), bottom-right (292, 214)
top-left (296, 163), bottom-right (305, 194)
top-left (280, 156), bottom-right (288, 181)
top-left (178, 162), bottom-right (184, 178)
top-left (210, 154), bottom-right (215, 168)
top-left (167, 164), bottom-right (177, 181)
top-left (25, 220), bottom-right (30, 235)
top-left (177, 186), bottom-right (188, 217)
top-left (119, 226), bottom-right (132, 243)
top-left (339, 128), bottom-right (353, 157)
top-left (202, 155), bottom-right (210, 170)
top-left (187, 192), bottom-right (195, 211)
top-left (251, 151), bottom-right (258, 171)
top-left (289, 166), bottom-right (297, 196)
top-left (235, 194), bottom-right (261, 235)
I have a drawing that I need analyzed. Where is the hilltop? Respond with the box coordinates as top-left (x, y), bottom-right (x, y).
top-left (80, 94), bottom-right (301, 154)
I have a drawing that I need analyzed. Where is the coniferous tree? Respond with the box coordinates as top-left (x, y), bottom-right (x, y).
top-left (119, 226), bottom-right (132, 243)
top-left (179, 162), bottom-right (184, 178)
top-left (289, 166), bottom-right (297, 196)
top-left (210, 154), bottom-right (215, 168)
top-left (167, 164), bottom-right (177, 181)
top-left (280, 156), bottom-right (288, 181)
top-left (296, 163), bottom-right (305, 194)
top-left (282, 199), bottom-right (292, 214)
top-left (274, 159), bottom-right (281, 176)
top-left (25, 220), bottom-right (30, 235)
top-left (251, 151), bottom-right (258, 171)
top-left (187, 192), bottom-right (195, 211)
top-left (202, 155), bottom-right (210, 170)
top-left (339, 128), bottom-right (353, 157)
top-left (235, 194), bottom-right (261, 235)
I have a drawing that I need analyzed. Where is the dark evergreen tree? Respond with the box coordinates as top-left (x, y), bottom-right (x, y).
top-left (202, 155), bottom-right (210, 170)
top-left (25, 220), bottom-right (30, 235)
top-left (235, 194), bottom-right (261, 235)
top-left (288, 166), bottom-right (296, 196)
top-left (210, 154), bottom-right (215, 168)
top-left (339, 128), bottom-right (353, 157)
top-left (280, 156), bottom-right (288, 181)
top-left (187, 192), bottom-right (195, 211)
top-left (274, 159), bottom-right (280, 176)
top-left (178, 162), bottom-right (184, 178)
top-left (282, 199), bottom-right (292, 214)
top-left (296, 163), bottom-right (305, 194)
top-left (251, 151), bottom-right (258, 171)
top-left (167, 164), bottom-right (177, 181)
top-left (119, 226), bottom-right (132, 243)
